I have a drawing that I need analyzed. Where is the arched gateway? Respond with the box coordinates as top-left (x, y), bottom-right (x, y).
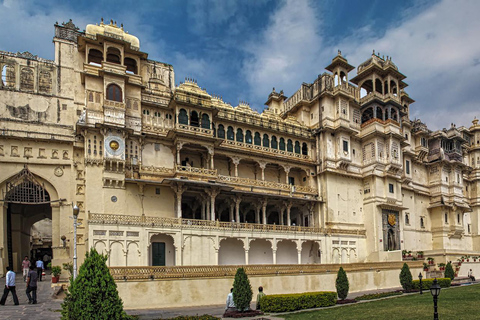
top-left (1, 166), bottom-right (58, 271)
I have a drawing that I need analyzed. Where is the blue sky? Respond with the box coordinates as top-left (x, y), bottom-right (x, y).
top-left (1, 0), bottom-right (479, 130)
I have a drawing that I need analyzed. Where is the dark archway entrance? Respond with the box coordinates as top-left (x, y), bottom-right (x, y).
top-left (3, 167), bottom-right (52, 270)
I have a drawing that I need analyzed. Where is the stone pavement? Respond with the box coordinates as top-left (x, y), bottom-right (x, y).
top-left (0, 272), bottom-right (63, 320)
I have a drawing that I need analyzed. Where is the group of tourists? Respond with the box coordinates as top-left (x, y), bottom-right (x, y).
top-left (0, 256), bottom-right (45, 306)
top-left (225, 286), bottom-right (266, 312)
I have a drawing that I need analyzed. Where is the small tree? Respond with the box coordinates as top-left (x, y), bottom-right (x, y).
top-left (399, 263), bottom-right (413, 292)
top-left (445, 262), bottom-right (455, 280)
top-left (336, 267), bottom-right (349, 300)
top-left (61, 248), bottom-right (130, 319)
top-left (232, 267), bottom-right (253, 312)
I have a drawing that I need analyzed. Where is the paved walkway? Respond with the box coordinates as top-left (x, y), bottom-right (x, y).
top-left (1, 272), bottom-right (475, 320)
top-left (0, 272), bottom-right (63, 320)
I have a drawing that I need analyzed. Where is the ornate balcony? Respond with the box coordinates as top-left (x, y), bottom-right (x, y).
top-left (175, 123), bottom-right (213, 137)
top-left (220, 140), bottom-right (312, 162)
top-left (175, 165), bottom-right (217, 177)
top-left (217, 175), bottom-right (317, 196)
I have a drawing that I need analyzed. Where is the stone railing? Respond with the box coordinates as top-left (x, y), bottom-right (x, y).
top-left (175, 91), bottom-right (210, 107)
top-left (332, 83), bottom-right (359, 99)
top-left (88, 213), bottom-right (364, 237)
top-left (217, 175), bottom-right (317, 194)
top-left (141, 93), bottom-right (170, 107)
top-left (221, 140), bottom-right (311, 161)
top-left (175, 165), bottom-right (217, 176)
top-left (176, 123), bottom-right (213, 136)
top-left (104, 99), bottom-right (125, 109)
top-left (109, 261), bottom-right (422, 281)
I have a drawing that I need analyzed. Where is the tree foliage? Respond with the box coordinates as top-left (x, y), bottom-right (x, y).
top-left (399, 263), bottom-right (413, 292)
top-left (335, 267), bottom-right (349, 300)
top-left (232, 267), bottom-right (253, 311)
top-left (444, 262), bottom-right (455, 280)
top-left (61, 248), bottom-right (130, 320)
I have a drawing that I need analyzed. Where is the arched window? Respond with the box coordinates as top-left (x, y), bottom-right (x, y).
top-left (236, 128), bottom-right (244, 142)
top-left (106, 84), bottom-right (122, 102)
top-left (178, 109), bottom-right (188, 125)
top-left (263, 134), bottom-right (270, 148)
top-left (287, 139), bottom-right (293, 152)
top-left (190, 111), bottom-right (199, 127)
top-left (405, 213), bottom-right (410, 225)
top-left (106, 47), bottom-right (121, 64)
top-left (88, 49), bottom-right (103, 65)
top-left (420, 217), bottom-right (424, 228)
top-left (294, 141), bottom-right (301, 154)
top-left (361, 107), bottom-right (373, 124)
top-left (376, 107), bottom-right (383, 120)
top-left (201, 113), bottom-right (210, 129)
top-left (217, 124), bottom-right (225, 139)
top-left (245, 130), bottom-right (252, 144)
top-left (227, 126), bottom-right (234, 141)
top-left (124, 57), bottom-right (137, 74)
top-left (271, 136), bottom-right (278, 149)
top-left (142, 109), bottom-right (150, 115)
top-left (375, 78), bottom-right (383, 94)
top-left (279, 138), bottom-right (286, 151)
top-left (302, 143), bottom-right (308, 155)
top-left (254, 132), bottom-right (261, 146)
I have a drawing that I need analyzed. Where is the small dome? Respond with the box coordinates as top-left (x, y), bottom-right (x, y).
top-left (86, 21), bottom-right (140, 49)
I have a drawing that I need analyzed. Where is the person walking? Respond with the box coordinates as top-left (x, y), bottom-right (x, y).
top-left (22, 256), bottom-right (30, 282)
top-left (36, 258), bottom-right (44, 281)
top-left (256, 286), bottom-right (266, 310)
top-left (225, 288), bottom-right (236, 312)
top-left (26, 265), bottom-right (38, 304)
top-left (0, 266), bottom-right (19, 305)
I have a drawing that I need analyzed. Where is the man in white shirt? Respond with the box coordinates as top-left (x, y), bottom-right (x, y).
top-left (225, 288), bottom-right (236, 312)
top-left (0, 266), bottom-right (19, 305)
top-left (36, 258), bottom-right (44, 281)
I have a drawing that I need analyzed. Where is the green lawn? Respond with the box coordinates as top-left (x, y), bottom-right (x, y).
top-left (282, 284), bottom-right (480, 320)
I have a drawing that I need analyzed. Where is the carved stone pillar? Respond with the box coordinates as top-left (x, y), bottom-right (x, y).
top-left (244, 239), bottom-right (250, 265)
top-left (207, 146), bottom-right (214, 169)
top-left (308, 202), bottom-right (315, 227)
top-left (229, 202), bottom-right (234, 222)
top-left (254, 204), bottom-right (261, 224)
top-left (176, 142), bottom-right (184, 165)
top-left (262, 198), bottom-right (268, 224)
top-left (234, 195), bottom-right (242, 223)
top-left (284, 201), bottom-right (293, 226)
top-left (297, 241), bottom-right (303, 264)
top-left (201, 199), bottom-right (206, 220)
top-left (257, 161), bottom-right (267, 181)
top-left (230, 157), bottom-right (241, 177)
top-left (171, 182), bottom-right (187, 218)
top-left (206, 188), bottom-right (221, 221)
top-left (282, 165), bottom-right (291, 184)
top-left (206, 201), bottom-right (211, 220)
top-left (280, 206), bottom-right (285, 225)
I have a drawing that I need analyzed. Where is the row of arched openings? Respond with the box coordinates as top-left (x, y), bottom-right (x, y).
top-left (361, 106), bottom-right (400, 124)
top-left (178, 109), bottom-right (210, 129)
top-left (88, 48), bottom-right (137, 74)
top-left (215, 124), bottom-right (308, 155)
top-left (359, 79), bottom-right (398, 98)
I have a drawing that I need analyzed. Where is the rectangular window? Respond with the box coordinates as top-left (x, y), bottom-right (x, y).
top-left (155, 188), bottom-right (160, 195)
top-left (405, 160), bottom-right (410, 174)
top-left (288, 177), bottom-right (295, 185)
top-left (343, 140), bottom-right (349, 153)
top-left (389, 183), bottom-right (394, 193)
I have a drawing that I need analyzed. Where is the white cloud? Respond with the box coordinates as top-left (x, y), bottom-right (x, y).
top-left (242, 0), bottom-right (480, 130)
top-left (242, 0), bottom-right (325, 106)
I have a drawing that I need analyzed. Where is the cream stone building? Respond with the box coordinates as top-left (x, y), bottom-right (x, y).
top-left (1, 19), bottom-right (480, 277)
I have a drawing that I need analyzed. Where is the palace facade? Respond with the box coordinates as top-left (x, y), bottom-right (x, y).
top-left (1, 20), bottom-right (480, 275)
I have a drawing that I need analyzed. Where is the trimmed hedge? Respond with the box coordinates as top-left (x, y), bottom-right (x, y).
top-left (412, 278), bottom-right (451, 290)
top-left (260, 291), bottom-right (336, 313)
top-left (355, 291), bottom-right (403, 301)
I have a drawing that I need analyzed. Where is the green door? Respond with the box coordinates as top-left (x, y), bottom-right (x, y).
top-left (152, 242), bottom-right (166, 266)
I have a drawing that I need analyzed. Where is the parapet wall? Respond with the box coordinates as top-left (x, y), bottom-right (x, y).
top-left (113, 261), bottom-right (422, 309)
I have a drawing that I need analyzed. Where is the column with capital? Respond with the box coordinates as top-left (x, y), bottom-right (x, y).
top-left (206, 188), bottom-right (221, 221)
top-left (280, 206), bottom-right (285, 225)
top-left (282, 165), bottom-right (291, 184)
top-left (170, 183), bottom-right (187, 218)
top-left (257, 161), bottom-right (267, 181)
top-left (230, 156), bottom-right (241, 177)
top-left (234, 195), bottom-right (242, 223)
top-left (207, 146), bottom-right (215, 169)
top-left (244, 239), bottom-right (250, 265)
top-left (284, 201), bottom-right (293, 226)
top-left (262, 198), bottom-right (268, 224)
top-left (176, 142), bottom-right (184, 166)
top-left (254, 203), bottom-right (261, 224)
top-left (308, 202), bottom-right (315, 227)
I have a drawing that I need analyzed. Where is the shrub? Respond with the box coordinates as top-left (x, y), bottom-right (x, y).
top-left (61, 248), bottom-right (130, 320)
top-left (412, 278), bottom-right (451, 290)
top-left (355, 291), bottom-right (403, 301)
top-left (232, 268), bottom-right (253, 312)
top-left (260, 292), bottom-right (336, 313)
top-left (445, 262), bottom-right (455, 280)
top-left (63, 262), bottom-right (73, 277)
top-left (51, 265), bottom-right (62, 277)
top-left (336, 267), bottom-right (349, 300)
top-left (399, 263), bottom-right (413, 292)
top-left (159, 316), bottom-right (220, 320)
